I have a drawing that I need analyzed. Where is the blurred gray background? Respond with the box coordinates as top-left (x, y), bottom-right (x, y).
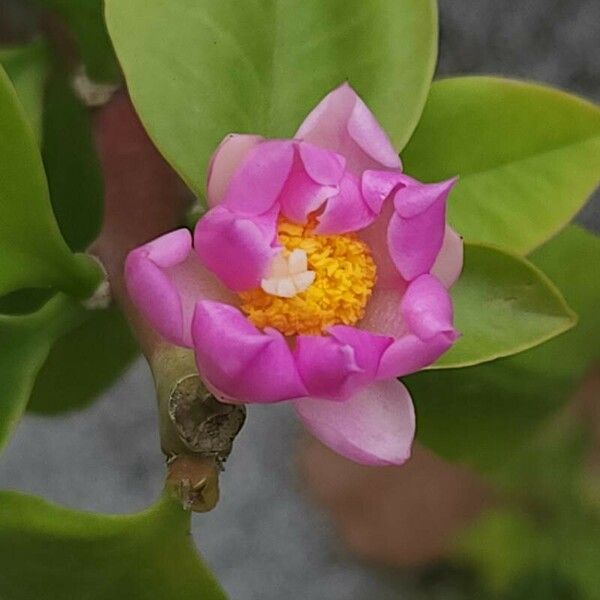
top-left (0, 1), bottom-right (598, 599)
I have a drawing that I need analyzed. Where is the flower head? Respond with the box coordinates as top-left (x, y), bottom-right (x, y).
top-left (125, 83), bottom-right (462, 466)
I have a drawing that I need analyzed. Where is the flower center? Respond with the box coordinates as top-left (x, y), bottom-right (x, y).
top-left (239, 217), bottom-right (376, 336)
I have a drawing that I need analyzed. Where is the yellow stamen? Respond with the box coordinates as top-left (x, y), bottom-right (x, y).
top-left (239, 217), bottom-right (376, 336)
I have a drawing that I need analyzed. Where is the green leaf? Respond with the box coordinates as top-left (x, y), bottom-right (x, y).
top-left (410, 226), bottom-right (600, 470)
top-left (0, 289), bottom-right (139, 418)
top-left (7, 70), bottom-right (137, 416)
top-left (0, 66), bottom-right (134, 417)
top-left (455, 510), bottom-right (541, 594)
top-left (32, 0), bottom-right (119, 82)
top-left (455, 423), bottom-right (597, 599)
top-left (28, 305), bottom-right (139, 415)
top-left (433, 242), bottom-right (576, 369)
top-left (559, 516), bottom-right (600, 600)
top-left (0, 491), bottom-right (227, 600)
top-left (0, 40), bottom-right (49, 143)
top-left (459, 510), bottom-right (583, 598)
top-left (105, 0), bottom-right (438, 196)
top-left (526, 226), bottom-right (600, 369)
top-left (0, 295), bottom-right (86, 451)
top-left (43, 72), bottom-right (104, 251)
top-left (402, 77), bottom-right (600, 255)
top-left (0, 63), bottom-right (101, 299)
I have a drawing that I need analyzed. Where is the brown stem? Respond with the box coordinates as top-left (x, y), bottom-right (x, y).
top-left (89, 91), bottom-right (188, 356)
top-left (166, 455), bottom-right (220, 512)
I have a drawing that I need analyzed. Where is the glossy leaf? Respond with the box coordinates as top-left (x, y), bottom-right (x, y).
top-left (0, 491), bottom-right (227, 600)
top-left (433, 242), bottom-right (576, 369)
top-left (0, 290), bottom-right (139, 418)
top-left (43, 72), bottom-right (104, 251)
top-left (0, 40), bottom-right (48, 143)
top-left (105, 0), bottom-right (438, 196)
top-left (0, 64), bottom-right (101, 299)
top-left (403, 77), bottom-right (600, 254)
top-left (410, 226), bottom-right (600, 470)
top-left (23, 72), bottom-right (136, 415)
top-left (33, 0), bottom-right (119, 82)
top-left (28, 305), bottom-right (139, 415)
top-left (0, 295), bottom-right (86, 451)
top-left (0, 288), bottom-right (52, 315)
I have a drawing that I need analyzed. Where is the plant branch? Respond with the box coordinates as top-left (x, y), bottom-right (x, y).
top-left (88, 92), bottom-right (242, 511)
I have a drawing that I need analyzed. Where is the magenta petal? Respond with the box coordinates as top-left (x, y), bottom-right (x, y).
top-left (298, 142), bottom-right (346, 185)
top-left (377, 333), bottom-right (457, 379)
top-left (315, 172), bottom-right (376, 234)
top-left (387, 178), bottom-right (457, 281)
top-left (280, 143), bottom-right (348, 224)
top-left (206, 134), bottom-right (263, 207)
top-left (295, 83), bottom-right (401, 174)
top-left (295, 327), bottom-right (392, 401)
top-left (359, 198), bottom-right (406, 289)
top-left (328, 326), bottom-right (393, 377)
top-left (192, 301), bottom-right (307, 403)
top-left (348, 94), bottom-right (402, 169)
top-left (401, 274), bottom-right (456, 341)
top-left (294, 378), bottom-right (415, 466)
top-left (279, 149), bottom-right (338, 224)
top-left (358, 287), bottom-right (407, 338)
top-left (125, 229), bottom-right (234, 347)
top-left (194, 205), bottom-right (278, 292)
top-left (221, 140), bottom-right (294, 215)
top-left (361, 170), bottom-right (412, 214)
top-left (294, 335), bottom-right (362, 401)
top-left (126, 238), bottom-right (186, 346)
top-left (432, 226), bottom-right (464, 288)
top-left (376, 274), bottom-right (459, 378)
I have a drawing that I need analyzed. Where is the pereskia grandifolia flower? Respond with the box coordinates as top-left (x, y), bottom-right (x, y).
top-left (125, 83), bottom-right (462, 466)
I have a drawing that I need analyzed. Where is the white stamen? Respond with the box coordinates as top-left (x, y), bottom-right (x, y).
top-left (261, 250), bottom-right (315, 298)
top-left (260, 278), bottom-right (279, 296)
top-left (277, 279), bottom-right (296, 298)
top-left (269, 253), bottom-right (289, 277)
top-left (292, 271), bottom-right (316, 289)
top-left (288, 249), bottom-right (308, 274)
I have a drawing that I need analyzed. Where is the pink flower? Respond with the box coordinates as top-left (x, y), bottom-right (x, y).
top-left (125, 84), bottom-right (462, 466)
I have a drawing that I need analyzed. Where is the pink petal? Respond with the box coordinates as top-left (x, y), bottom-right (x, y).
top-left (376, 274), bottom-right (459, 379)
top-left (206, 134), bottom-right (263, 207)
top-left (327, 325), bottom-right (394, 368)
top-left (194, 205), bottom-right (279, 292)
top-left (295, 327), bottom-right (392, 401)
top-left (294, 378), bottom-right (415, 466)
top-left (358, 286), bottom-right (407, 338)
top-left (298, 142), bottom-right (346, 185)
top-left (192, 301), bottom-right (307, 403)
top-left (278, 143), bottom-right (379, 233)
top-left (359, 198), bottom-right (406, 289)
top-left (294, 335), bottom-right (362, 401)
top-left (279, 145), bottom-right (341, 224)
top-left (221, 140), bottom-right (294, 215)
top-left (387, 178), bottom-right (457, 281)
top-left (315, 172), bottom-right (377, 234)
top-left (361, 169), bottom-right (413, 214)
top-left (431, 226), bottom-right (464, 288)
top-left (401, 274), bottom-right (456, 341)
top-left (125, 229), bottom-right (234, 347)
top-left (295, 83), bottom-right (401, 174)
top-left (377, 333), bottom-right (457, 379)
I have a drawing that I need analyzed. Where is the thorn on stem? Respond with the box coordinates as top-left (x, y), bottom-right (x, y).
top-left (166, 455), bottom-right (220, 512)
